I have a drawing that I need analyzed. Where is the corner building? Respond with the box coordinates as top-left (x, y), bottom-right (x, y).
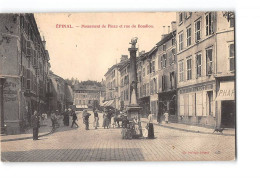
top-left (176, 12), bottom-right (235, 128)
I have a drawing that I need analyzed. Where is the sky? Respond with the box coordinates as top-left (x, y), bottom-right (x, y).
top-left (34, 12), bottom-right (176, 82)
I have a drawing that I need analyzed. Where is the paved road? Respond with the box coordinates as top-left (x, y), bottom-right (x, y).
top-left (1, 111), bottom-right (235, 162)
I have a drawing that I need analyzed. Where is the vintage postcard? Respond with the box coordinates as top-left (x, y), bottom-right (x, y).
top-left (0, 12), bottom-right (235, 162)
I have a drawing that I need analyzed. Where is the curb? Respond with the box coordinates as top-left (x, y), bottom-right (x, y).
top-left (141, 120), bottom-right (235, 136)
top-left (1, 127), bottom-right (55, 142)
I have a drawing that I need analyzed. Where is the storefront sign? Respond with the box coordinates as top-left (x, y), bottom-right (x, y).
top-left (179, 84), bottom-right (213, 94)
top-left (216, 81), bottom-right (235, 101)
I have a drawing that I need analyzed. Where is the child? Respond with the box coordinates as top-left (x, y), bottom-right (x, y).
top-left (164, 111), bottom-right (169, 124)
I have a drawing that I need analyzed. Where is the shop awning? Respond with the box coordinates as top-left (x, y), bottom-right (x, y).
top-left (216, 81), bottom-right (235, 101)
top-left (102, 100), bottom-right (115, 107)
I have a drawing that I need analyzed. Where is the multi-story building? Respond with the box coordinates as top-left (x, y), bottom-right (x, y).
top-left (118, 58), bottom-right (130, 110)
top-left (176, 12), bottom-right (235, 128)
top-left (0, 14), bottom-right (50, 134)
top-left (73, 84), bottom-right (105, 110)
top-left (104, 55), bottom-right (128, 110)
top-left (156, 25), bottom-right (177, 122)
top-left (47, 72), bottom-right (73, 113)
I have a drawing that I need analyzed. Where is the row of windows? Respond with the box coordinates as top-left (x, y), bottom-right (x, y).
top-left (179, 48), bottom-right (214, 82)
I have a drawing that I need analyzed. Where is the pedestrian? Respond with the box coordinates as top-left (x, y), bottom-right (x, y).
top-left (31, 110), bottom-right (40, 140)
top-left (63, 109), bottom-right (70, 126)
top-left (103, 112), bottom-right (109, 129)
top-left (71, 111), bottom-right (79, 128)
top-left (84, 111), bottom-right (91, 130)
top-left (147, 111), bottom-right (155, 139)
top-left (50, 111), bottom-right (56, 129)
top-left (93, 109), bottom-right (99, 129)
top-left (164, 110), bottom-right (169, 124)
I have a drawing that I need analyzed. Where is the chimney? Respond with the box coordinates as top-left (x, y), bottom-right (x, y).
top-left (171, 21), bottom-right (177, 31)
top-left (139, 50), bottom-right (145, 56)
top-left (161, 26), bottom-right (166, 39)
top-left (120, 55), bottom-right (128, 62)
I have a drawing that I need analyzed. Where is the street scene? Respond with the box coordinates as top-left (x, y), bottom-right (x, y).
top-left (0, 12), bottom-right (235, 162)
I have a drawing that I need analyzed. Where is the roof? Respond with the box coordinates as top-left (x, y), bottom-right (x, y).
top-left (156, 30), bottom-right (176, 47)
top-left (119, 59), bottom-right (130, 71)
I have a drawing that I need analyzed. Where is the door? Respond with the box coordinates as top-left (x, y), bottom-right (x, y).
top-left (221, 100), bottom-right (235, 128)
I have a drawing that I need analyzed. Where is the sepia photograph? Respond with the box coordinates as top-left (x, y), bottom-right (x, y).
top-left (0, 12), bottom-right (236, 162)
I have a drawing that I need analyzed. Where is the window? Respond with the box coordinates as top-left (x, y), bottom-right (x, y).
top-left (126, 89), bottom-right (129, 100)
top-left (20, 16), bottom-right (24, 29)
top-left (179, 13), bottom-right (183, 24)
top-left (162, 75), bottom-right (166, 91)
top-left (152, 61), bottom-right (155, 72)
top-left (170, 72), bottom-right (175, 89)
top-left (142, 68), bottom-right (145, 77)
top-left (172, 37), bottom-right (176, 46)
top-left (179, 32), bottom-right (183, 51)
top-left (185, 12), bottom-right (192, 19)
top-left (186, 26), bottom-right (191, 47)
top-left (187, 58), bottom-right (192, 80)
top-left (147, 64), bottom-right (150, 75)
top-left (163, 44), bottom-right (166, 51)
top-left (229, 43), bottom-right (235, 72)
top-left (164, 54), bottom-right (167, 67)
top-left (172, 48), bottom-right (176, 63)
top-left (206, 48), bottom-right (213, 75)
top-left (179, 61), bottom-right (184, 82)
top-left (230, 18), bottom-right (235, 28)
top-left (195, 19), bottom-right (201, 42)
top-left (196, 53), bottom-right (202, 78)
top-left (207, 91), bottom-right (213, 115)
top-left (160, 56), bottom-right (163, 69)
top-left (206, 12), bottom-right (214, 36)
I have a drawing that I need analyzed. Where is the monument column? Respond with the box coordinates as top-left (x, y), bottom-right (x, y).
top-left (126, 37), bottom-right (142, 121)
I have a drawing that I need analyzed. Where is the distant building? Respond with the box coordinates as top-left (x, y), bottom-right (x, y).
top-left (0, 13), bottom-right (50, 134)
top-left (73, 84), bottom-right (105, 110)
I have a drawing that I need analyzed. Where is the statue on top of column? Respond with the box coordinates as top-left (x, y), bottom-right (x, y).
top-left (129, 37), bottom-right (138, 48)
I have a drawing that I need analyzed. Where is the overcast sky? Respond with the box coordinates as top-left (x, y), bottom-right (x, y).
top-left (35, 12), bottom-right (176, 82)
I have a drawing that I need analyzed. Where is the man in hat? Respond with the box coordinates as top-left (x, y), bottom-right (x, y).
top-left (31, 110), bottom-right (40, 140)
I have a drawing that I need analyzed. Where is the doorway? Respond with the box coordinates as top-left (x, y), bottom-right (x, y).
top-left (221, 100), bottom-right (236, 128)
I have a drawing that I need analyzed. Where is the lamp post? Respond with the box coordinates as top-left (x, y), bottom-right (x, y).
top-left (0, 77), bottom-right (6, 134)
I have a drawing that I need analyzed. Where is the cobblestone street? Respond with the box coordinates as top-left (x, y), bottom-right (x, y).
top-left (1, 111), bottom-right (235, 162)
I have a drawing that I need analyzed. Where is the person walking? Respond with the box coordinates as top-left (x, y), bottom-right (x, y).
top-left (31, 110), bottom-right (40, 140)
top-left (71, 111), bottom-right (79, 128)
top-left (164, 110), bottom-right (169, 124)
top-left (63, 109), bottom-right (70, 126)
top-left (147, 111), bottom-right (155, 139)
top-left (93, 109), bottom-right (99, 129)
top-left (84, 111), bottom-right (91, 130)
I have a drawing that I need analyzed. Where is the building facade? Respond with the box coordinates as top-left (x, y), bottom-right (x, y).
top-left (176, 12), bottom-right (235, 128)
top-left (47, 72), bottom-right (73, 113)
top-left (73, 84), bottom-right (105, 110)
top-left (0, 14), bottom-right (50, 134)
top-left (104, 55), bottom-right (128, 110)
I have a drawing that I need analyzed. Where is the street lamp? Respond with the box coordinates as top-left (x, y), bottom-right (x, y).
top-left (0, 77), bottom-right (6, 134)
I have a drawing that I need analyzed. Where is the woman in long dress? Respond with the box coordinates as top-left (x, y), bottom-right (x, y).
top-left (147, 112), bottom-right (155, 139)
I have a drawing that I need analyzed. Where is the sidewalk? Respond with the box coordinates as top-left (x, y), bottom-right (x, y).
top-left (141, 118), bottom-right (235, 136)
top-left (1, 118), bottom-right (54, 142)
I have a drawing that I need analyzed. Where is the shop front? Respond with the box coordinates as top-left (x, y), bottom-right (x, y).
top-left (158, 90), bottom-right (177, 122)
top-left (216, 80), bottom-right (235, 128)
top-left (178, 82), bottom-right (216, 127)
